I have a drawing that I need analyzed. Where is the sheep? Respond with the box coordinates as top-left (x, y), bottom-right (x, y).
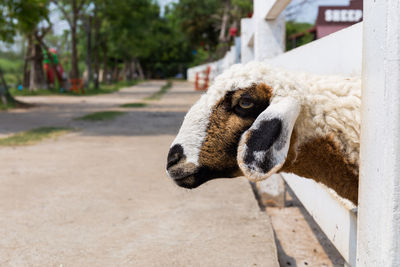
top-left (166, 61), bottom-right (361, 204)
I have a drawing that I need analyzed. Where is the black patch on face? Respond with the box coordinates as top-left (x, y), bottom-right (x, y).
top-left (243, 118), bottom-right (282, 172)
top-left (273, 128), bottom-right (288, 151)
top-left (247, 118), bottom-right (282, 151)
top-left (167, 144), bottom-right (185, 169)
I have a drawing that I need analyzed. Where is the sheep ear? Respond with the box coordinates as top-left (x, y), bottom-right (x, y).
top-left (237, 97), bottom-right (300, 181)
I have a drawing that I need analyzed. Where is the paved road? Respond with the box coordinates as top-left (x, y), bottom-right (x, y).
top-left (0, 81), bottom-right (278, 266)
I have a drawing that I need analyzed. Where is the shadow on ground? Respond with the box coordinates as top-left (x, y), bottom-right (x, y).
top-left (75, 110), bottom-right (187, 136)
top-left (0, 110), bottom-right (187, 137)
top-left (0, 80), bottom-right (201, 137)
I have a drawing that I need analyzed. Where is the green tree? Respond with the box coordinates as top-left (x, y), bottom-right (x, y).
top-left (173, 0), bottom-right (252, 63)
top-left (175, 0), bottom-right (221, 52)
top-left (85, 0), bottom-right (162, 81)
top-left (0, 0), bottom-right (50, 103)
top-left (138, 6), bottom-right (193, 78)
top-left (286, 21), bottom-right (314, 51)
top-left (51, 0), bottom-right (87, 80)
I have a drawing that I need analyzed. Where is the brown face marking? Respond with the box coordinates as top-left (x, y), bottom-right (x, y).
top-left (282, 132), bottom-right (359, 204)
top-left (198, 83), bottom-right (272, 178)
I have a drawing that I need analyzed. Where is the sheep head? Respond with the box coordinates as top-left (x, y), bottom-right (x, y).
top-left (166, 63), bottom-right (301, 189)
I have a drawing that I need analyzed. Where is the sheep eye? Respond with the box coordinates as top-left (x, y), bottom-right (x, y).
top-left (239, 99), bottom-right (254, 109)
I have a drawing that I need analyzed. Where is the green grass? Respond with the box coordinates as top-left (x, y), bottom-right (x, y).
top-left (120, 102), bottom-right (148, 108)
top-left (75, 111), bottom-right (126, 121)
top-left (9, 88), bottom-right (62, 96)
top-left (0, 94), bottom-right (29, 111)
top-left (0, 57), bottom-right (23, 86)
top-left (144, 80), bottom-right (173, 100)
top-left (0, 127), bottom-right (73, 146)
top-left (0, 58), bottom-right (23, 72)
top-left (9, 80), bottom-right (141, 97)
top-left (0, 101), bottom-right (16, 110)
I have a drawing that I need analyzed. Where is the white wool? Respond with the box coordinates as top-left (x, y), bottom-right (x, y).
top-left (206, 61), bottom-right (361, 168)
top-left (171, 91), bottom-right (219, 165)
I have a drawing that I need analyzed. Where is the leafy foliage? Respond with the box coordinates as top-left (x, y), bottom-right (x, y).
top-left (286, 21), bottom-right (315, 51)
top-left (0, 54), bottom-right (23, 85)
top-left (174, 0), bottom-right (221, 51)
top-left (173, 0), bottom-right (252, 62)
top-left (0, 0), bottom-right (256, 94)
top-left (0, 0), bottom-right (49, 42)
top-left (0, 0), bottom-right (255, 86)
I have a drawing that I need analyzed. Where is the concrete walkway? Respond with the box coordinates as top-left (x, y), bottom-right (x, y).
top-left (0, 81), bottom-right (278, 266)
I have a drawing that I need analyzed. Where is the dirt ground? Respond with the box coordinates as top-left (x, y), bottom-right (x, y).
top-left (0, 81), bottom-right (279, 266)
top-left (267, 187), bottom-right (345, 267)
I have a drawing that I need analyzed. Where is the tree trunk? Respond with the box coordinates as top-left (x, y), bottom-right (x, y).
top-left (29, 56), bottom-right (36, 91)
top-left (84, 16), bottom-right (92, 88)
top-left (93, 52), bottom-right (100, 89)
top-left (136, 59), bottom-right (144, 80)
top-left (71, 25), bottom-right (79, 79)
top-left (101, 41), bottom-right (108, 83)
top-left (23, 59), bottom-right (29, 89)
top-left (124, 60), bottom-right (132, 81)
top-left (70, 0), bottom-right (79, 80)
top-left (0, 67), bottom-right (20, 106)
top-left (23, 37), bottom-right (32, 88)
top-left (127, 60), bottom-right (135, 81)
top-left (34, 43), bottom-right (46, 89)
top-left (93, 5), bottom-right (100, 89)
top-left (28, 34), bottom-right (47, 91)
top-left (112, 60), bottom-right (119, 83)
top-left (0, 67), bottom-right (9, 105)
top-left (219, 0), bottom-right (231, 43)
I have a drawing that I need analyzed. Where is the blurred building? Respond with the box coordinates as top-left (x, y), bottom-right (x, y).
top-left (289, 0), bottom-right (363, 48)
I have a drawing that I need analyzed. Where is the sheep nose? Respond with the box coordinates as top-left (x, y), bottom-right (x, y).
top-left (167, 144), bottom-right (184, 169)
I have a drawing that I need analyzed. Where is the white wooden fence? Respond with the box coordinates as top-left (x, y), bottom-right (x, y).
top-left (187, 0), bottom-right (400, 265)
top-left (357, 1), bottom-right (400, 265)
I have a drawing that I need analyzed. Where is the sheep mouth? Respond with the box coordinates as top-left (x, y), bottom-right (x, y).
top-left (173, 172), bottom-right (216, 189)
top-left (167, 163), bottom-right (198, 180)
top-left (171, 167), bottom-right (240, 189)
top-left (168, 168), bottom-right (203, 189)
top-left (173, 174), bottom-right (201, 189)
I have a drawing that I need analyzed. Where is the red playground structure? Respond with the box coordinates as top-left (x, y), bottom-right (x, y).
top-left (195, 66), bottom-right (211, 91)
top-left (43, 48), bottom-right (84, 93)
top-left (43, 48), bottom-right (65, 88)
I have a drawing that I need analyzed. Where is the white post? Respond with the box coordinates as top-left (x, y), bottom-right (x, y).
top-left (240, 18), bottom-right (255, 64)
top-left (357, 0), bottom-right (400, 266)
top-left (253, 0), bottom-right (286, 61)
top-left (243, 0), bottom-right (289, 206)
